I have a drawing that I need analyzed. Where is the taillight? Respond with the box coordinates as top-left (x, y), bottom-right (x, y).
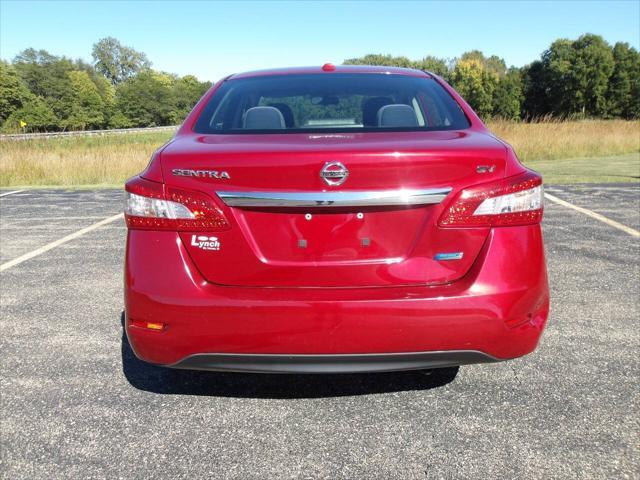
top-left (439, 170), bottom-right (543, 227)
top-left (124, 176), bottom-right (230, 231)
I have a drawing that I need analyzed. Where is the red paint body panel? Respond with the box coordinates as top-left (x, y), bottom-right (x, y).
top-left (125, 226), bottom-right (549, 365)
top-left (125, 68), bottom-right (549, 371)
top-left (161, 131), bottom-right (510, 287)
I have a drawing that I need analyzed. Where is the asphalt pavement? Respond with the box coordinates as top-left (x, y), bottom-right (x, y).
top-left (1, 185), bottom-right (638, 479)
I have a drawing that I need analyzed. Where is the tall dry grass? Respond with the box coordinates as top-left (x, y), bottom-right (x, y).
top-left (0, 120), bottom-right (638, 187)
top-left (0, 132), bottom-right (173, 187)
top-left (486, 118), bottom-right (640, 162)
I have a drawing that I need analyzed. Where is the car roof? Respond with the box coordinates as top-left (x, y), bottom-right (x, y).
top-left (228, 65), bottom-right (432, 80)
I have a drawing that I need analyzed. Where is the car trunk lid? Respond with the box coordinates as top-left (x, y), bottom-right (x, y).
top-left (160, 130), bottom-right (505, 288)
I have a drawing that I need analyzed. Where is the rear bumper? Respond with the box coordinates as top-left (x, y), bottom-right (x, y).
top-left (125, 226), bottom-right (549, 371)
top-left (170, 351), bottom-right (498, 374)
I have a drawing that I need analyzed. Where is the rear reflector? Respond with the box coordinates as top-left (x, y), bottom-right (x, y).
top-left (129, 318), bottom-right (166, 331)
top-left (439, 170), bottom-right (543, 227)
top-left (124, 176), bottom-right (229, 231)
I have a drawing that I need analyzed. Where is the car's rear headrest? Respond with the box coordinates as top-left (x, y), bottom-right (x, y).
top-left (377, 104), bottom-right (419, 127)
top-left (362, 96), bottom-right (393, 126)
top-left (243, 106), bottom-right (285, 129)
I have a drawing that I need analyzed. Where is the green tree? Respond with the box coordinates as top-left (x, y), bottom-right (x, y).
top-left (108, 110), bottom-right (133, 129)
top-left (13, 48), bottom-right (76, 121)
top-left (521, 61), bottom-right (551, 119)
top-left (344, 53), bottom-right (415, 68)
top-left (115, 70), bottom-right (176, 126)
top-left (415, 56), bottom-right (449, 77)
top-left (455, 51), bottom-right (520, 119)
top-left (172, 75), bottom-right (211, 121)
top-left (13, 49), bottom-right (69, 95)
top-left (571, 34), bottom-right (614, 116)
top-left (460, 50), bottom-right (507, 77)
top-left (74, 57), bottom-right (117, 123)
top-left (91, 74), bottom-right (117, 125)
top-left (492, 68), bottom-right (523, 119)
top-left (607, 42), bottom-right (640, 118)
top-left (540, 38), bottom-right (577, 116)
top-left (62, 70), bottom-right (105, 129)
top-left (343, 53), bottom-right (450, 77)
top-left (523, 34), bottom-right (617, 118)
top-left (0, 60), bottom-right (34, 124)
top-left (92, 37), bottom-right (151, 85)
top-left (629, 50), bottom-right (640, 119)
top-left (450, 58), bottom-right (497, 118)
top-left (2, 96), bottom-right (58, 132)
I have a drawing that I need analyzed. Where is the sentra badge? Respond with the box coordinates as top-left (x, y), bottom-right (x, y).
top-left (173, 169), bottom-right (230, 179)
top-left (191, 235), bottom-right (220, 251)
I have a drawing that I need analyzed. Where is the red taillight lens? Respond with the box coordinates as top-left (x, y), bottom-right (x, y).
top-left (124, 176), bottom-right (230, 231)
top-left (439, 170), bottom-right (543, 228)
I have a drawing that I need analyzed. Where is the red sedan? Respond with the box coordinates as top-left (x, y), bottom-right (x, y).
top-left (124, 65), bottom-right (549, 373)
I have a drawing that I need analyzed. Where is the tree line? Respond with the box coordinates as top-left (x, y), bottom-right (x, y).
top-left (0, 37), bottom-right (211, 133)
top-left (345, 34), bottom-right (639, 121)
top-left (1, 33), bottom-right (638, 133)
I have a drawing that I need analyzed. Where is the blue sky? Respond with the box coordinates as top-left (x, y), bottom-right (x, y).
top-left (1, 1), bottom-right (639, 82)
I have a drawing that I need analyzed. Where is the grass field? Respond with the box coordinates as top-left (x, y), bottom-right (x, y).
top-left (0, 132), bottom-right (171, 188)
top-left (526, 152), bottom-right (639, 184)
top-left (0, 120), bottom-right (638, 187)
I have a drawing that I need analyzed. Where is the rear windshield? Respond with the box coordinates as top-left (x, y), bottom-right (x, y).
top-left (193, 74), bottom-right (470, 134)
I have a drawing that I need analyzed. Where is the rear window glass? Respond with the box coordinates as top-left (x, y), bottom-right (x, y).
top-left (193, 74), bottom-right (470, 134)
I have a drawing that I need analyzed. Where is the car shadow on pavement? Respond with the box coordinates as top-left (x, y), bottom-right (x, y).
top-left (120, 314), bottom-right (459, 399)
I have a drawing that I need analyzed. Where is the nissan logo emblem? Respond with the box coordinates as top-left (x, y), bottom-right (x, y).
top-left (320, 161), bottom-right (349, 186)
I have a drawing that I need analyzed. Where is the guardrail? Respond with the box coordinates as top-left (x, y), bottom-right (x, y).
top-left (0, 125), bottom-right (179, 141)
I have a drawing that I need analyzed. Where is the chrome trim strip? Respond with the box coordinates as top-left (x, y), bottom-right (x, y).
top-left (216, 188), bottom-right (452, 208)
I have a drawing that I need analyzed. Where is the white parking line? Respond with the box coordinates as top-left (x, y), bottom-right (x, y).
top-left (0, 190), bottom-right (25, 197)
top-left (0, 213), bottom-right (124, 272)
top-left (544, 193), bottom-right (640, 237)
